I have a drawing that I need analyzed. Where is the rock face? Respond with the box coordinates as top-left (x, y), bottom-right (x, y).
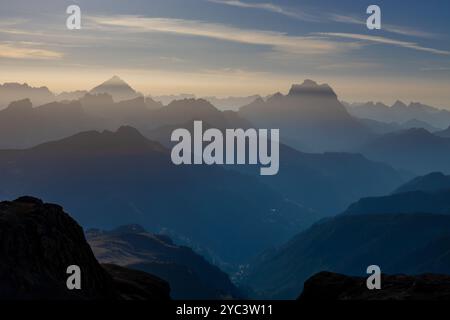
top-left (299, 272), bottom-right (450, 300)
top-left (0, 197), bottom-right (170, 300)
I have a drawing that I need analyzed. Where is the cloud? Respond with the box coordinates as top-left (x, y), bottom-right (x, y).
top-left (0, 43), bottom-right (63, 60)
top-left (329, 14), bottom-right (436, 38)
top-left (208, 1), bottom-right (436, 39)
top-left (206, 0), bottom-right (320, 22)
top-left (89, 15), bottom-right (350, 55)
top-left (317, 33), bottom-right (450, 56)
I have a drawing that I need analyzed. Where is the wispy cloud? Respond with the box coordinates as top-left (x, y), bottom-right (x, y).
top-left (0, 43), bottom-right (63, 60)
top-left (317, 33), bottom-right (450, 56)
top-left (89, 15), bottom-right (350, 55)
top-left (208, 0), bottom-right (436, 39)
top-left (207, 0), bottom-right (320, 22)
top-left (329, 14), bottom-right (436, 38)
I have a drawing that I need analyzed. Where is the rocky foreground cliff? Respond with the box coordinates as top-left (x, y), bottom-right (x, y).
top-left (0, 196), bottom-right (170, 300)
top-left (299, 272), bottom-right (450, 300)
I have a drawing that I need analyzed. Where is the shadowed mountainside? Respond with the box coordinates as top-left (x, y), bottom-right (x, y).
top-left (358, 128), bottom-right (450, 175)
top-left (0, 126), bottom-right (311, 265)
top-left (87, 225), bottom-right (241, 299)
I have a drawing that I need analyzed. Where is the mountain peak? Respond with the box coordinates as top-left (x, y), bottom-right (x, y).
top-left (4, 98), bottom-right (33, 112)
top-left (288, 80), bottom-right (336, 98)
top-left (90, 76), bottom-right (139, 102)
top-left (393, 172), bottom-right (450, 194)
top-left (392, 100), bottom-right (407, 109)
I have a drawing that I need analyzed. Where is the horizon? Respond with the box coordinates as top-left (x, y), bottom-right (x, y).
top-left (0, 75), bottom-right (448, 110)
top-left (1, 0), bottom-right (450, 108)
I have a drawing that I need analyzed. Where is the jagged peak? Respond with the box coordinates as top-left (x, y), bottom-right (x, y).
top-left (288, 80), bottom-right (337, 98)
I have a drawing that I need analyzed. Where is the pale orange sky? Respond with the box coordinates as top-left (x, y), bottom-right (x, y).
top-left (1, 65), bottom-right (450, 108)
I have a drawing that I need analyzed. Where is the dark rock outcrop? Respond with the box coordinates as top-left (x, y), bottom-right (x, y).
top-left (299, 272), bottom-right (450, 300)
top-left (0, 197), bottom-right (170, 300)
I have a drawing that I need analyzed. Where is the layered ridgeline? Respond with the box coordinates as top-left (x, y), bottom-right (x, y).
top-left (0, 197), bottom-right (170, 300)
top-left (243, 172), bottom-right (450, 299)
top-left (0, 126), bottom-right (312, 265)
top-left (347, 100), bottom-right (450, 130)
top-left (0, 76), bottom-right (140, 108)
top-left (239, 80), bottom-right (374, 152)
top-left (358, 128), bottom-right (450, 175)
top-left (87, 225), bottom-right (241, 299)
top-left (0, 79), bottom-right (248, 149)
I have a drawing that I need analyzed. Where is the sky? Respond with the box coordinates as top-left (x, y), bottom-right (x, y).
top-left (0, 0), bottom-right (450, 107)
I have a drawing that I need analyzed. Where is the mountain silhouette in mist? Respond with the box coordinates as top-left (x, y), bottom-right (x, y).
top-left (0, 126), bottom-right (311, 264)
top-left (0, 82), bottom-right (54, 108)
top-left (90, 76), bottom-right (142, 102)
top-left (342, 172), bottom-right (450, 216)
top-left (0, 98), bottom-right (101, 149)
top-left (348, 100), bottom-right (450, 130)
top-left (230, 143), bottom-right (408, 215)
top-left (244, 213), bottom-right (450, 299)
top-left (436, 125), bottom-right (450, 138)
top-left (358, 128), bottom-right (450, 174)
top-left (87, 225), bottom-right (241, 299)
top-left (393, 172), bottom-right (450, 194)
top-left (243, 172), bottom-right (450, 299)
top-left (0, 81), bottom-right (249, 149)
top-left (239, 80), bottom-right (373, 152)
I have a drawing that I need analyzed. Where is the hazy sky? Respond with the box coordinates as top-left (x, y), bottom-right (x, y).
top-left (1, 0), bottom-right (450, 107)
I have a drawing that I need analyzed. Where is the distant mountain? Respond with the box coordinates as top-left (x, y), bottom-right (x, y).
top-left (436, 126), bottom-right (450, 138)
top-left (357, 118), bottom-right (402, 135)
top-left (0, 196), bottom-right (170, 300)
top-left (87, 225), bottom-right (241, 299)
top-left (347, 101), bottom-right (450, 129)
top-left (90, 76), bottom-right (142, 101)
top-left (151, 94), bottom-right (196, 105)
top-left (0, 98), bottom-right (102, 149)
top-left (393, 172), bottom-right (450, 194)
top-left (342, 172), bottom-right (450, 216)
top-left (343, 189), bottom-right (450, 216)
top-left (299, 272), bottom-right (450, 300)
top-left (358, 128), bottom-right (450, 174)
top-left (0, 93), bottom-right (247, 149)
top-left (56, 90), bottom-right (88, 101)
top-left (150, 98), bottom-right (250, 130)
top-left (202, 95), bottom-right (262, 111)
top-left (230, 143), bottom-right (408, 215)
top-left (401, 118), bottom-right (440, 132)
top-left (0, 82), bottom-right (55, 108)
top-left (239, 80), bottom-right (373, 152)
top-left (243, 213), bottom-right (450, 299)
top-left (0, 127), bottom-right (312, 265)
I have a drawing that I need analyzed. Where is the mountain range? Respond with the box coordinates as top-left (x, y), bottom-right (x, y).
top-left (243, 172), bottom-right (450, 299)
top-left (239, 80), bottom-right (374, 152)
top-left (0, 126), bottom-right (311, 265)
top-left (358, 128), bottom-right (450, 175)
top-left (347, 100), bottom-right (450, 130)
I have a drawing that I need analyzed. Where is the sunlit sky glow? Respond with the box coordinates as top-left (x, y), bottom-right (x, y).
top-left (0, 0), bottom-right (449, 107)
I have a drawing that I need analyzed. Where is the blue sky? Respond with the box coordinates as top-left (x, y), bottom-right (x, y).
top-left (0, 0), bottom-right (450, 107)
